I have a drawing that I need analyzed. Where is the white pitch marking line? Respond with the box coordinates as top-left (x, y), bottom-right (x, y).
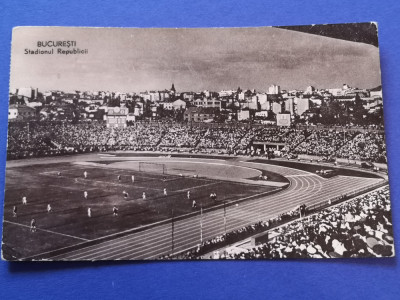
top-left (50, 188), bottom-right (282, 260)
top-left (174, 181), bottom-right (221, 193)
top-left (30, 157), bottom-right (379, 259)
top-left (164, 160), bottom-right (262, 174)
top-left (285, 174), bottom-right (321, 178)
top-left (71, 176), bottom-right (382, 255)
top-left (4, 220), bottom-right (90, 242)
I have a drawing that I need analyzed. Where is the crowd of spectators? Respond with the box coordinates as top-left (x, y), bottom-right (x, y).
top-left (283, 129), bottom-right (309, 151)
top-left (252, 127), bottom-right (287, 143)
top-left (159, 124), bottom-right (203, 148)
top-left (159, 220), bottom-right (271, 260)
top-left (197, 127), bottom-right (248, 151)
top-left (7, 121), bottom-right (387, 163)
top-left (7, 122), bottom-right (50, 153)
top-left (106, 122), bottom-right (168, 148)
top-left (51, 123), bottom-right (110, 149)
top-left (292, 130), bottom-right (357, 157)
top-left (160, 206), bottom-right (304, 260)
top-left (336, 132), bottom-right (387, 163)
top-left (225, 186), bottom-right (393, 259)
top-left (161, 186), bottom-right (393, 260)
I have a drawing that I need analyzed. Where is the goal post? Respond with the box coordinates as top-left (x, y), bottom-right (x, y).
top-left (138, 162), bottom-right (167, 174)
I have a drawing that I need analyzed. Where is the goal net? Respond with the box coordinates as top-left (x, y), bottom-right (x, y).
top-left (138, 162), bottom-right (167, 174)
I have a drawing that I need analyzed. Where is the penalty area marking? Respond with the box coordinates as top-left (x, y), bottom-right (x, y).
top-left (174, 181), bottom-right (221, 193)
top-left (4, 220), bottom-right (90, 242)
top-left (156, 160), bottom-right (262, 176)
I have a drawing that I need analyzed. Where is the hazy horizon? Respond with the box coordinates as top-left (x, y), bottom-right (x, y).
top-left (10, 26), bottom-right (382, 93)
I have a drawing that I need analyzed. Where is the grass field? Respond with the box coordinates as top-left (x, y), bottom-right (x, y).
top-left (2, 160), bottom-right (283, 259)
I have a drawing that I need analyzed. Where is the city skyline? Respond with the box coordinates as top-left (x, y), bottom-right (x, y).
top-left (10, 82), bottom-right (380, 95)
top-left (10, 26), bottom-right (381, 93)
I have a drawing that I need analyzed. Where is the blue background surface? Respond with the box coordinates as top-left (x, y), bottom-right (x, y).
top-left (0, 1), bottom-right (399, 299)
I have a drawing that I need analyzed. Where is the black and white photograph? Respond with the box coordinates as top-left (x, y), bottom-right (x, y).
top-left (1, 24), bottom-right (395, 261)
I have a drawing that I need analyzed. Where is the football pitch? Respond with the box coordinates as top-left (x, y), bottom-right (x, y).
top-left (2, 159), bottom-right (283, 259)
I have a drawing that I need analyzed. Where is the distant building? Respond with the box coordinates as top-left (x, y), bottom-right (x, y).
top-left (193, 98), bottom-right (221, 109)
top-left (17, 87), bottom-right (38, 100)
top-left (26, 102), bottom-right (43, 108)
top-left (159, 90), bottom-right (171, 101)
top-left (260, 101), bottom-right (270, 110)
top-left (106, 106), bottom-right (129, 128)
top-left (150, 104), bottom-right (159, 118)
top-left (8, 104), bottom-right (36, 120)
top-left (344, 89), bottom-right (369, 97)
top-left (161, 102), bottom-right (174, 110)
top-left (148, 91), bottom-right (160, 102)
top-left (238, 110), bottom-right (250, 121)
top-left (140, 92), bottom-right (151, 102)
top-left (305, 86), bottom-right (315, 95)
top-left (182, 92), bottom-right (195, 101)
top-left (255, 110), bottom-right (269, 118)
top-left (363, 98), bottom-right (382, 110)
top-left (297, 98), bottom-right (310, 116)
top-left (78, 99), bottom-right (94, 105)
top-left (328, 88), bottom-right (343, 96)
top-left (170, 83), bottom-right (176, 98)
top-left (8, 106), bottom-right (18, 119)
top-left (242, 97), bottom-right (258, 110)
top-left (271, 102), bottom-right (282, 115)
top-left (134, 103), bottom-right (143, 116)
top-left (370, 86), bottom-right (383, 98)
top-left (310, 97), bottom-right (322, 106)
top-left (267, 84), bottom-right (281, 95)
top-left (203, 90), bottom-right (211, 98)
top-left (256, 93), bottom-right (268, 105)
top-left (172, 99), bottom-right (186, 110)
top-left (343, 83), bottom-right (350, 90)
top-left (285, 98), bottom-right (294, 114)
top-left (91, 99), bottom-right (105, 105)
top-left (219, 90), bottom-right (235, 97)
top-left (184, 107), bottom-right (218, 122)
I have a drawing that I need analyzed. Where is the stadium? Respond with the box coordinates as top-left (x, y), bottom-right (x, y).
top-left (2, 121), bottom-right (394, 260)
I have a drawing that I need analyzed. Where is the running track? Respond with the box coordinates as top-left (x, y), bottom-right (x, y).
top-left (35, 157), bottom-right (385, 261)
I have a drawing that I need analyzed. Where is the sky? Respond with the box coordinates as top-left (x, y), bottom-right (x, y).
top-left (9, 26), bottom-right (382, 93)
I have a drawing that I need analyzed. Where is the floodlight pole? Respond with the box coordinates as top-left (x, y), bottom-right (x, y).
top-left (223, 199), bottom-right (227, 235)
top-left (171, 208), bottom-right (174, 254)
top-left (200, 201), bottom-right (203, 243)
top-left (27, 121), bottom-right (30, 143)
top-left (344, 128), bottom-right (345, 143)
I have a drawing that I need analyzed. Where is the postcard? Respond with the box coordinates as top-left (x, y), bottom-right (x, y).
top-left (2, 24), bottom-right (394, 260)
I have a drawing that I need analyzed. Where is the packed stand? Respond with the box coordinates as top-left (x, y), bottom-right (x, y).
top-left (50, 122), bottom-right (110, 150)
top-left (7, 121), bottom-right (387, 164)
top-left (7, 122), bottom-right (52, 158)
top-left (160, 206), bottom-right (304, 260)
top-left (292, 129), bottom-right (356, 157)
top-left (196, 127), bottom-right (249, 152)
top-left (226, 187), bottom-right (393, 259)
top-left (336, 132), bottom-right (387, 163)
top-left (159, 124), bottom-right (204, 148)
top-left (105, 123), bottom-right (168, 150)
top-left (7, 121), bottom-right (169, 158)
top-left (251, 127), bottom-right (308, 153)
